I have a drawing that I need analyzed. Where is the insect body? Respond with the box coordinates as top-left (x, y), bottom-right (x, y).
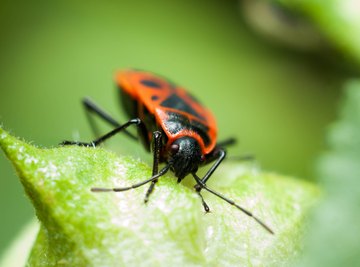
top-left (118, 70), bottom-right (217, 181)
top-left (62, 69), bottom-right (273, 234)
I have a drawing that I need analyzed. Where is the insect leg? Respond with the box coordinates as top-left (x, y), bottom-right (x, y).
top-left (193, 148), bottom-right (273, 234)
top-left (91, 164), bottom-right (170, 192)
top-left (61, 118), bottom-right (144, 147)
top-left (226, 155), bottom-right (254, 161)
top-left (144, 131), bottom-right (162, 203)
top-left (216, 138), bottom-right (236, 148)
top-left (193, 148), bottom-right (226, 212)
top-left (192, 173), bottom-right (274, 234)
top-left (217, 138), bottom-right (254, 162)
top-left (200, 148), bottom-right (226, 185)
top-left (82, 97), bottom-right (137, 141)
top-left (195, 188), bottom-right (210, 212)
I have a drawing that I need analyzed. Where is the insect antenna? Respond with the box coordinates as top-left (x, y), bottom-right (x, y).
top-left (192, 174), bottom-right (274, 235)
top-left (91, 164), bottom-right (170, 192)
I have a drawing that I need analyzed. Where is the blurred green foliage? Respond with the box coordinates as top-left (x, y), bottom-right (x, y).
top-left (278, 0), bottom-right (360, 65)
top-left (296, 81), bottom-right (360, 266)
top-left (0, 0), bottom-right (357, 259)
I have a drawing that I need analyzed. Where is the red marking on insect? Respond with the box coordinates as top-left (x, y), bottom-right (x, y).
top-left (116, 70), bottom-right (217, 155)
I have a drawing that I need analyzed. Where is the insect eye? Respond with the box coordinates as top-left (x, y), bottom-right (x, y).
top-left (170, 144), bottom-right (179, 154)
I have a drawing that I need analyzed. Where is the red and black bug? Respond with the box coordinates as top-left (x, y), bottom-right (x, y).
top-left (62, 69), bottom-right (273, 234)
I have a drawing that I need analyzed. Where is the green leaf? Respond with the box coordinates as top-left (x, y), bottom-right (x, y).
top-left (0, 126), bottom-right (319, 266)
top-left (296, 80), bottom-right (360, 266)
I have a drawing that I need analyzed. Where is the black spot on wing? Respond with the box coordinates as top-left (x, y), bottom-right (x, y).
top-left (164, 112), bottom-right (210, 146)
top-left (151, 95), bottom-right (159, 101)
top-left (191, 120), bottom-right (210, 146)
top-left (164, 112), bottom-right (187, 134)
top-left (161, 94), bottom-right (205, 121)
top-left (140, 79), bottom-right (162, 89)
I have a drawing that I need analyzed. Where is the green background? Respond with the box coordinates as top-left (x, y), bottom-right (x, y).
top-left (0, 0), bottom-right (347, 255)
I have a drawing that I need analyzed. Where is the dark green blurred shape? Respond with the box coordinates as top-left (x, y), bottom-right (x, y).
top-left (277, 0), bottom-right (360, 66)
top-left (0, 0), bottom-right (347, 255)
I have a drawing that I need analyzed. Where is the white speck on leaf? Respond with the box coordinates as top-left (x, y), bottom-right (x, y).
top-left (293, 203), bottom-right (300, 212)
top-left (8, 144), bottom-right (18, 151)
top-left (206, 226), bottom-right (214, 239)
top-left (114, 161), bottom-right (127, 176)
top-left (25, 156), bottom-right (39, 165)
top-left (37, 162), bottom-right (60, 179)
top-left (0, 132), bottom-right (7, 139)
